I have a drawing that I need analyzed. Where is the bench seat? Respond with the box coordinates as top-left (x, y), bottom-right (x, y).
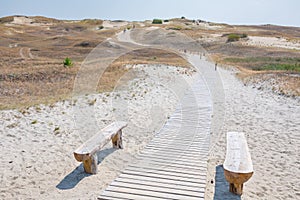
top-left (223, 132), bottom-right (253, 195)
top-left (74, 121), bottom-right (127, 174)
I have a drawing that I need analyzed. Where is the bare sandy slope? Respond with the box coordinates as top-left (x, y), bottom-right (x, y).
top-left (0, 64), bottom-right (195, 199)
top-left (206, 67), bottom-right (300, 200)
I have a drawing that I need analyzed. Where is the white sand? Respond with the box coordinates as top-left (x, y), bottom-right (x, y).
top-left (205, 67), bottom-right (300, 199)
top-left (102, 20), bottom-right (128, 29)
top-left (0, 64), bottom-right (195, 199)
top-left (243, 36), bottom-right (300, 50)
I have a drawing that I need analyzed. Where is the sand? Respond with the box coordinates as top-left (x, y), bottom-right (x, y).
top-left (1, 28), bottom-right (299, 200)
top-left (205, 67), bottom-right (300, 199)
top-left (0, 64), bottom-right (195, 199)
top-left (242, 36), bottom-right (300, 50)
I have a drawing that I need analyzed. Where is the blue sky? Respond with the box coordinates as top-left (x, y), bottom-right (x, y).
top-left (1, 0), bottom-right (299, 27)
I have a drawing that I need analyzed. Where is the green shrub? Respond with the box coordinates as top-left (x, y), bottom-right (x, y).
top-left (181, 16), bottom-right (185, 19)
top-left (164, 19), bottom-right (169, 22)
top-left (227, 34), bottom-right (241, 42)
top-left (225, 33), bottom-right (248, 42)
top-left (98, 25), bottom-right (104, 30)
top-left (63, 57), bottom-right (73, 67)
top-left (152, 19), bottom-right (163, 24)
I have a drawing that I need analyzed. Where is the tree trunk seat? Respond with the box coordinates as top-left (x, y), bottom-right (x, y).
top-left (223, 132), bottom-right (253, 195)
top-left (74, 121), bottom-right (127, 174)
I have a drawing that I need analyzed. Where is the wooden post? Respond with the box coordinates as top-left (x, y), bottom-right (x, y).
top-left (112, 130), bottom-right (123, 149)
top-left (83, 153), bottom-right (98, 174)
top-left (224, 167), bottom-right (253, 195)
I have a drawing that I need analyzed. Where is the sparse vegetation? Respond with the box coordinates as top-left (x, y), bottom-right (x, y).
top-left (167, 26), bottom-right (182, 30)
top-left (223, 57), bottom-right (300, 72)
top-left (152, 19), bottom-right (163, 24)
top-left (254, 63), bottom-right (300, 72)
top-left (63, 57), bottom-right (73, 67)
top-left (225, 33), bottom-right (248, 42)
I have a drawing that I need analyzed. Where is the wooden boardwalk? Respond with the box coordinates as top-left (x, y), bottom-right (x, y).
top-left (98, 72), bottom-right (212, 200)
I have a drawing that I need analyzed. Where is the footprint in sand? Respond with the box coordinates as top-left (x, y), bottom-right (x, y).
top-left (19, 47), bottom-right (34, 59)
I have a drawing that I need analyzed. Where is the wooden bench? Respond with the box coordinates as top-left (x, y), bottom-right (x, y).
top-left (223, 132), bottom-right (253, 195)
top-left (74, 121), bottom-right (127, 174)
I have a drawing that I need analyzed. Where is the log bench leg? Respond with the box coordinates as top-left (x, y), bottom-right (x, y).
top-left (112, 130), bottom-right (123, 149)
top-left (83, 153), bottom-right (98, 174)
top-left (229, 183), bottom-right (243, 195)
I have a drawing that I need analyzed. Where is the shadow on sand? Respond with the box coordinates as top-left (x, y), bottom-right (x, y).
top-left (56, 148), bottom-right (116, 190)
top-left (214, 165), bottom-right (241, 200)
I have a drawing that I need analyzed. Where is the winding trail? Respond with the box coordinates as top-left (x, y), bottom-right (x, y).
top-left (98, 29), bottom-right (222, 199)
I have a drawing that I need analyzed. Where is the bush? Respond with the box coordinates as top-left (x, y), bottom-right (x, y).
top-left (63, 57), bottom-right (73, 67)
top-left (98, 25), bottom-right (104, 30)
top-left (226, 33), bottom-right (248, 42)
top-left (227, 34), bottom-right (241, 42)
top-left (164, 19), bottom-right (169, 22)
top-left (181, 16), bottom-right (185, 19)
top-left (152, 19), bottom-right (163, 24)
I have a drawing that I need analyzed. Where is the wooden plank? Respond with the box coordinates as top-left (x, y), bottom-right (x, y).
top-left (136, 154), bottom-right (206, 165)
top-left (144, 145), bottom-right (208, 155)
top-left (136, 157), bottom-right (206, 170)
top-left (114, 177), bottom-right (204, 193)
top-left (127, 165), bottom-right (201, 176)
top-left (128, 163), bottom-right (203, 174)
top-left (144, 145), bottom-right (208, 153)
top-left (99, 190), bottom-right (167, 200)
top-left (152, 136), bottom-right (206, 142)
top-left (137, 153), bottom-right (205, 164)
top-left (149, 140), bottom-right (205, 146)
top-left (142, 148), bottom-right (208, 157)
top-left (109, 181), bottom-right (204, 197)
top-left (104, 185), bottom-right (204, 200)
top-left (119, 173), bottom-right (205, 188)
top-left (97, 195), bottom-right (130, 200)
top-left (143, 148), bottom-right (207, 156)
top-left (123, 167), bottom-right (204, 180)
top-left (122, 170), bottom-right (206, 184)
top-left (141, 149), bottom-right (208, 158)
top-left (146, 142), bottom-right (207, 148)
top-left (131, 160), bottom-right (205, 172)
